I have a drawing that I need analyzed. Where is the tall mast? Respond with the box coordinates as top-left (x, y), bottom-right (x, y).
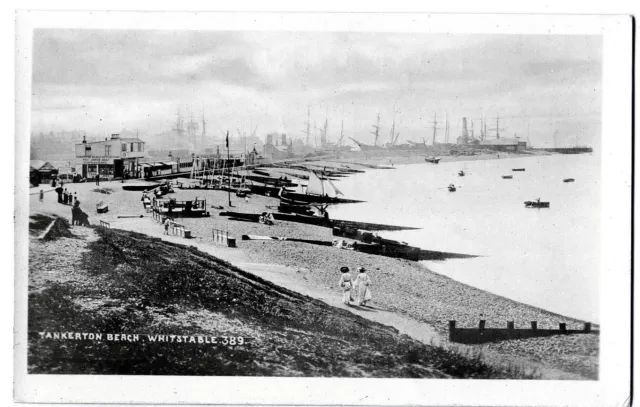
top-left (302, 105), bottom-right (312, 147)
top-left (430, 112), bottom-right (439, 145)
top-left (495, 115), bottom-right (500, 139)
top-left (470, 119), bottom-right (474, 140)
top-left (444, 112), bottom-right (450, 143)
top-left (371, 112), bottom-right (381, 146)
top-left (201, 104), bottom-right (206, 151)
top-left (339, 119), bottom-right (344, 146)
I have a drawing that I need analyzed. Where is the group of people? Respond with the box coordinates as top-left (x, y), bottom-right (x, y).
top-left (338, 266), bottom-right (372, 307)
top-left (54, 185), bottom-right (78, 206)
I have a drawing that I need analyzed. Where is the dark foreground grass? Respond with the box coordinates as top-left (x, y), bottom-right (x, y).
top-left (28, 225), bottom-right (515, 378)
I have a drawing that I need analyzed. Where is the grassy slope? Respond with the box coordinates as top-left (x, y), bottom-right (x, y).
top-left (28, 224), bottom-right (512, 378)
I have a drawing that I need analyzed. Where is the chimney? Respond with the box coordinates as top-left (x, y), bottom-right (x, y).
top-left (82, 135), bottom-right (87, 144)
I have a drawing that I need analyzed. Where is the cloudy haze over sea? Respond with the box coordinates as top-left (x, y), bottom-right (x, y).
top-left (32, 30), bottom-right (601, 148)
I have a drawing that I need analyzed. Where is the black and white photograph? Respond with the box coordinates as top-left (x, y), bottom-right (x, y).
top-left (13, 10), bottom-right (631, 406)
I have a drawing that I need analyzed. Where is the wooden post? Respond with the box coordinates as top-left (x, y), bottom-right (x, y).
top-left (531, 321), bottom-right (537, 331)
top-left (507, 321), bottom-right (514, 330)
top-left (559, 323), bottom-right (567, 334)
top-left (479, 320), bottom-right (485, 331)
top-left (448, 321), bottom-right (456, 341)
top-left (584, 322), bottom-right (591, 333)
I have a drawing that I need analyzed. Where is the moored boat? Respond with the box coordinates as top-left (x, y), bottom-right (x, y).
top-left (122, 181), bottom-right (162, 191)
top-left (448, 184), bottom-right (456, 192)
top-left (425, 156), bottom-right (442, 164)
top-left (502, 175), bottom-right (513, 179)
top-left (563, 178), bottom-right (575, 183)
top-left (524, 199), bottom-right (550, 208)
top-left (512, 168), bottom-right (526, 172)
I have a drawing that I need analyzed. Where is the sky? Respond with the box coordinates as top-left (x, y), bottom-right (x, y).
top-left (31, 30), bottom-right (602, 148)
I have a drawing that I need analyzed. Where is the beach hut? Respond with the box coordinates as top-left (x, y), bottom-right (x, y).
top-left (30, 160), bottom-right (58, 186)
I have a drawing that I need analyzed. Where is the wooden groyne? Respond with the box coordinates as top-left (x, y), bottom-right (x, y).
top-left (219, 211), bottom-right (420, 231)
top-left (448, 320), bottom-right (598, 344)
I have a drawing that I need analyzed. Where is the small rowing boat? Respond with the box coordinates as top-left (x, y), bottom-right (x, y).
top-left (512, 168), bottom-right (526, 172)
top-left (563, 178), bottom-right (575, 183)
top-left (524, 200), bottom-right (550, 208)
top-left (502, 175), bottom-right (513, 179)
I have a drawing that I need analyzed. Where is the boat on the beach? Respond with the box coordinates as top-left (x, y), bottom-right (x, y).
top-left (524, 199), bottom-right (550, 208)
top-left (502, 175), bottom-right (513, 179)
top-left (96, 202), bottom-right (109, 214)
top-left (220, 210), bottom-right (420, 231)
top-left (151, 197), bottom-right (210, 217)
top-left (563, 178), bottom-right (575, 183)
top-left (122, 181), bottom-right (162, 191)
top-left (425, 156), bottom-right (442, 164)
top-left (279, 172), bottom-right (365, 204)
top-left (448, 184), bottom-right (456, 192)
top-left (458, 170), bottom-right (465, 177)
top-left (512, 168), bottom-right (526, 172)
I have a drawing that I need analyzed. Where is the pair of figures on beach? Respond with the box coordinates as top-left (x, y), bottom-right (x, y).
top-left (339, 266), bottom-right (372, 306)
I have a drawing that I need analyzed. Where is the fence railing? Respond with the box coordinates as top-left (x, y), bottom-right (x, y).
top-left (212, 228), bottom-right (236, 247)
top-left (99, 220), bottom-right (111, 229)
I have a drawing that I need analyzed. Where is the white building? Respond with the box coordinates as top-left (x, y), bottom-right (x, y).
top-left (75, 134), bottom-right (147, 180)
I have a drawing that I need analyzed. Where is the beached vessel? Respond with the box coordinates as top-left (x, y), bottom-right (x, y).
top-left (425, 156), bottom-right (442, 164)
top-left (512, 168), bottom-right (526, 172)
top-left (96, 202), bottom-right (109, 214)
top-left (448, 184), bottom-right (457, 192)
top-left (278, 172), bottom-right (364, 204)
top-left (122, 181), bottom-right (162, 191)
top-left (502, 175), bottom-right (513, 179)
top-left (458, 170), bottom-right (465, 177)
top-left (563, 178), bottom-right (575, 183)
top-left (524, 200), bottom-right (550, 208)
top-left (151, 197), bottom-right (210, 217)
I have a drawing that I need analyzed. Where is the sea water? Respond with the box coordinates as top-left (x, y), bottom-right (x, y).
top-left (329, 154), bottom-right (600, 323)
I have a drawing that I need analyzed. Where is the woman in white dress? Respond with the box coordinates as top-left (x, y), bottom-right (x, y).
top-left (338, 266), bottom-right (353, 305)
top-left (353, 267), bottom-right (372, 306)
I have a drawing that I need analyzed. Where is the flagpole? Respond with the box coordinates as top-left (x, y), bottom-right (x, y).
top-left (226, 130), bottom-right (232, 207)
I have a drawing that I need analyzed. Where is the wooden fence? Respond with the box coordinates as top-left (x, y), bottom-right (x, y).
top-left (99, 220), bottom-right (111, 229)
top-left (448, 320), bottom-right (597, 344)
top-left (212, 228), bottom-right (236, 247)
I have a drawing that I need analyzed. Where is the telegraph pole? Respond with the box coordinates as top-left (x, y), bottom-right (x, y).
top-left (226, 130), bottom-right (232, 207)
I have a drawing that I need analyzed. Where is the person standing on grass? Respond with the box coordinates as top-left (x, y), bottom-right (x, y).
top-left (338, 266), bottom-right (353, 306)
top-left (353, 267), bottom-right (372, 306)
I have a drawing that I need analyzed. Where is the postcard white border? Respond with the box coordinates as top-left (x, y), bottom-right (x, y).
top-left (13, 9), bottom-right (632, 407)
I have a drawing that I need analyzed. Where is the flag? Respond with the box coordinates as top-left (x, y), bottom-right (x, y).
top-left (226, 131), bottom-right (229, 149)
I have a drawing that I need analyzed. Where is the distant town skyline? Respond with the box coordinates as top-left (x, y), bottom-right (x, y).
top-left (31, 30), bottom-right (601, 148)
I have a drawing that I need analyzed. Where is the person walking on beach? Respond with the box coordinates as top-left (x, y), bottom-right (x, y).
top-left (164, 219), bottom-right (170, 235)
top-left (338, 266), bottom-right (353, 306)
top-left (73, 192), bottom-right (78, 205)
top-left (63, 188), bottom-right (69, 205)
top-left (353, 267), bottom-right (372, 306)
top-left (39, 189), bottom-right (44, 202)
top-left (95, 173), bottom-right (100, 186)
